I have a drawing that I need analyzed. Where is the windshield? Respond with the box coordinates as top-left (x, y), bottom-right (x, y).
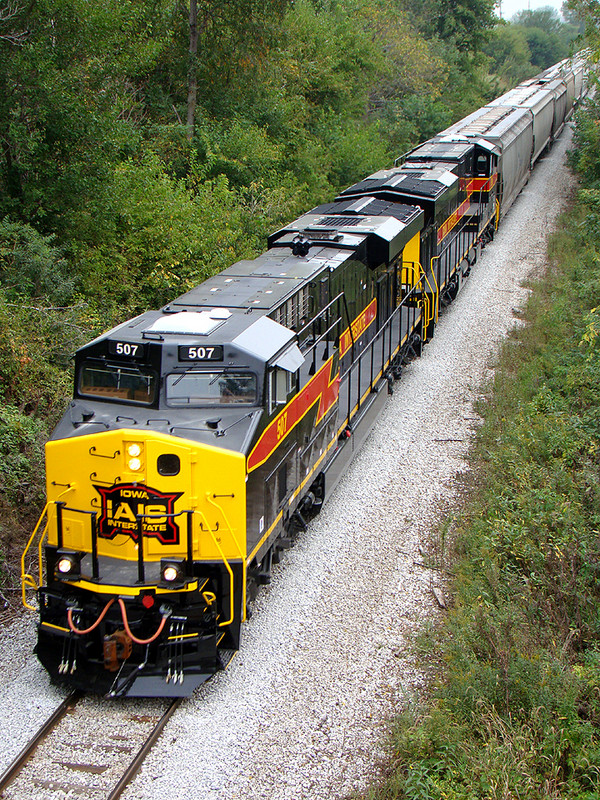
top-left (79, 362), bottom-right (158, 406)
top-left (166, 371), bottom-right (257, 407)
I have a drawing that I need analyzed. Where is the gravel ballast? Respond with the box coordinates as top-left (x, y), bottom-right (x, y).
top-left (0, 127), bottom-right (576, 800)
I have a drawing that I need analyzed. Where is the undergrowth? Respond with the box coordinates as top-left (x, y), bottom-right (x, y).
top-left (361, 141), bottom-right (600, 796)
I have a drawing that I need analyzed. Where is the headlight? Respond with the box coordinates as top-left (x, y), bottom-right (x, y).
top-left (55, 550), bottom-right (82, 579)
top-left (159, 558), bottom-right (186, 588)
top-left (127, 443), bottom-right (142, 457)
top-left (163, 566), bottom-right (180, 582)
top-left (57, 556), bottom-right (75, 574)
top-left (128, 457), bottom-right (142, 471)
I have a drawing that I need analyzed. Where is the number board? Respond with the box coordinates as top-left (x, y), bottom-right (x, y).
top-left (178, 345), bottom-right (224, 362)
top-left (108, 341), bottom-right (146, 359)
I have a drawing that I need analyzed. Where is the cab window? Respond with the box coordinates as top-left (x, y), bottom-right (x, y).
top-left (79, 362), bottom-right (158, 406)
top-left (475, 152), bottom-right (488, 175)
top-left (268, 368), bottom-right (291, 414)
top-left (166, 371), bottom-right (257, 407)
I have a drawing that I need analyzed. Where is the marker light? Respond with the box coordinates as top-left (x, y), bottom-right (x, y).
top-left (128, 457), bottom-right (142, 471)
top-left (127, 443), bottom-right (142, 458)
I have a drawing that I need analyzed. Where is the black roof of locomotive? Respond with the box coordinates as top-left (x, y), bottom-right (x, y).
top-left (268, 198), bottom-right (423, 267)
top-left (405, 140), bottom-right (473, 163)
top-left (165, 242), bottom-right (355, 314)
top-left (339, 166), bottom-right (455, 201)
top-left (309, 197), bottom-right (420, 224)
top-left (337, 165), bottom-right (458, 225)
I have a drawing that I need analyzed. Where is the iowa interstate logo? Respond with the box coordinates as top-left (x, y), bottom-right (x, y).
top-left (94, 483), bottom-right (183, 545)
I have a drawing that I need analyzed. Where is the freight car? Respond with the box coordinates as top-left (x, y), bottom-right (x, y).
top-left (21, 55), bottom-right (587, 697)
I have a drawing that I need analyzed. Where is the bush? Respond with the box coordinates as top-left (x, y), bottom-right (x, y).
top-left (0, 218), bottom-right (75, 304)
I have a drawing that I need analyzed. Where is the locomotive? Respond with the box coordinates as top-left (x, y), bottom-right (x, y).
top-left (21, 55), bottom-right (587, 697)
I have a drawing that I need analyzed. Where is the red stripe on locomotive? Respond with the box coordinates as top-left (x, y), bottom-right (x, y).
top-left (339, 298), bottom-right (377, 357)
top-left (247, 357), bottom-right (340, 473)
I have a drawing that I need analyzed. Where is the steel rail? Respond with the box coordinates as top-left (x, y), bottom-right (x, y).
top-left (0, 690), bottom-right (83, 794)
top-left (106, 697), bottom-right (182, 800)
top-left (0, 691), bottom-right (180, 799)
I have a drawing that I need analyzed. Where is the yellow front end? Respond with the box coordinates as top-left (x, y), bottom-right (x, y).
top-left (31, 429), bottom-right (247, 697)
top-left (45, 429), bottom-right (246, 572)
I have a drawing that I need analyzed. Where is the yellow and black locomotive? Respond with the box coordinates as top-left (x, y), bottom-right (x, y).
top-left (22, 56), bottom-right (586, 697)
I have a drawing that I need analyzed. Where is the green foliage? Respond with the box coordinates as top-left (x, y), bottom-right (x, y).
top-left (0, 405), bottom-right (47, 509)
top-left (69, 148), bottom-right (312, 317)
top-left (512, 6), bottom-right (565, 33)
top-left (0, 0), bottom-right (172, 228)
top-left (484, 23), bottom-right (536, 87)
top-left (0, 220), bottom-right (84, 416)
top-left (0, 290), bottom-right (83, 417)
top-left (510, 7), bottom-right (580, 69)
top-left (405, 0), bottom-right (497, 52)
top-left (568, 0), bottom-right (600, 58)
top-left (0, 403), bottom-right (51, 583)
top-left (0, 219), bottom-right (74, 304)
top-left (569, 97), bottom-right (600, 187)
top-left (484, 9), bottom-right (580, 91)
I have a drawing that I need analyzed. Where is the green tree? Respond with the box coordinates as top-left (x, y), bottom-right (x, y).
top-left (406, 0), bottom-right (497, 51)
top-left (0, 0), bottom-right (173, 230)
top-left (485, 22), bottom-right (535, 86)
top-left (512, 6), bottom-right (563, 32)
top-left (567, 0), bottom-right (600, 57)
top-left (510, 6), bottom-right (580, 68)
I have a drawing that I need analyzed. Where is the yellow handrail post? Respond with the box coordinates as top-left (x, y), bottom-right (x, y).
top-left (20, 486), bottom-right (74, 611)
top-left (195, 508), bottom-right (236, 627)
top-left (206, 494), bottom-right (247, 622)
top-left (21, 501), bottom-right (51, 611)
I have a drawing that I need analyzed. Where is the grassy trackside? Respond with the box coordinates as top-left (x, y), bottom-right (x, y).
top-left (360, 147), bottom-right (600, 797)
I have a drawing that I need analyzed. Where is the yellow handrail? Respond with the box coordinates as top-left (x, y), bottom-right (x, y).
top-left (421, 272), bottom-right (437, 336)
top-left (400, 259), bottom-right (420, 287)
top-left (194, 507), bottom-right (236, 627)
top-left (21, 487), bottom-right (74, 611)
top-left (399, 259), bottom-right (437, 341)
top-left (206, 493), bottom-right (247, 622)
top-left (428, 256), bottom-right (441, 324)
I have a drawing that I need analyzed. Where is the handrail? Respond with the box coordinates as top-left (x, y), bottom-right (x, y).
top-left (205, 494), bottom-right (246, 622)
top-left (194, 507), bottom-right (236, 627)
top-left (421, 270), bottom-right (438, 332)
top-left (428, 256), bottom-right (441, 325)
top-left (21, 487), bottom-right (74, 611)
top-left (400, 259), bottom-right (421, 287)
top-left (136, 501), bottom-right (243, 628)
top-left (400, 260), bottom-right (437, 340)
top-left (22, 490), bottom-right (244, 631)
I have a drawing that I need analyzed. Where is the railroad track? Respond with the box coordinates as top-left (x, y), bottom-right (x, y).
top-left (0, 692), bottom-right (180, 799)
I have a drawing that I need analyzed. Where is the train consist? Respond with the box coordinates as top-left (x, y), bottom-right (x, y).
top-left (22, 56), bottom-right (587, 697)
